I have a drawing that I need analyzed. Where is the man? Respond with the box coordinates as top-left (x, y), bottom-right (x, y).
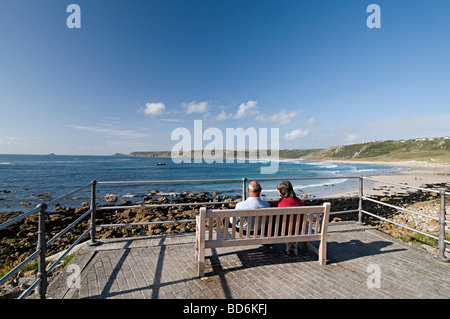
top-left (233, 181), bottom-right (270, 234)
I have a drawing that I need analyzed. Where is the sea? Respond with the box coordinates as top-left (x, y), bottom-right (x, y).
top-left (0, 154), bottom-right (408, 213)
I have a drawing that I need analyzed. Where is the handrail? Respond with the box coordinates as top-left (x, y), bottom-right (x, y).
top-left (96, 176), bottom-right (358, 185)
top-left (361, 176), bottom-right (449, 263)
top-left (1, 174), bottom-right (448, 299)
top-left (0, 183), bottom-right (93, 299)
top-left (46, 209), bottom-right (92, 247)
top-left (362, 196), bottom-right (440, 222)
top-left (0, 206), bottom-right (41, 231)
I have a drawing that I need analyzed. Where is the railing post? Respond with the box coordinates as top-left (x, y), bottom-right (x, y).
top-left (356, 176), bottom-right (364, 225)
top-left (242, 177), bottom-right (247, 201)
top-left (88, 180), bottom-right (101, 246)
top-left (36, 203), bottom-right (48, 299)
top-left (433, 189), bottom-right (449, 263)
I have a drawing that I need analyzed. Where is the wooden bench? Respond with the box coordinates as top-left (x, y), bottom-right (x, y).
top-left (195, 202), bottom-right (331, 277)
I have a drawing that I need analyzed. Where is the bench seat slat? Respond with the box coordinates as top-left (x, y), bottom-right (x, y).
top-left (206, 206), bottom-right (327, 219)
top-left (204, 234), bottom-right (322, 248)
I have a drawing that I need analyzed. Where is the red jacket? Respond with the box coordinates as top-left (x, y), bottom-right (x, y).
top-left (275, 197), bottom-right (304, 207)
top-left (275, 197), bottom-right (304, 235)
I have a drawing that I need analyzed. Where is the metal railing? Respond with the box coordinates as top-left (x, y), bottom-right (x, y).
top-left (360, 176), bottom-right (449, 263)
top-left (0, 175), bottom-right (448, 299)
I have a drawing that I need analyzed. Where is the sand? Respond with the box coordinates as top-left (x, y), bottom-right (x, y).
top-left (325, 160), bottom-right (450, 198)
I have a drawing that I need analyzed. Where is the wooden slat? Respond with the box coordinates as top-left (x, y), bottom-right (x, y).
top-left (246, 217), bottom-right (251, 239)
top-left (301, 213), bottom-right (307, 235)
top-left (274, 215), bottom-right (280, 237)
top-left (260, 216), bottom-right (266, 237)
top-left (204, 234), bottom-right (322, 248)
top-left (294, 213), bottom-right (301, 235)
top-left (280, 215), bottom-right (286, 237)
top-left (288, 214), bottom-right (294, 236)
top-left (308, 214), bottom-right (314, 235)
top-left (267, 215), bottom-right (273, 237)
top-left (224, 217), bottom-right (229, 240)
top-left (208, 218), bottom-right (213, 240)
top-left (231, 216), bottom-right (236, 239)
top-left (314, 214), bottom-right (321, 234)
top-left (253, 216), bottom-right (260, 238)
top-left (239, 218), bottom-right (244, 239)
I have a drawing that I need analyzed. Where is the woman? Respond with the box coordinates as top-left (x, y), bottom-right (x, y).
top-left (274, 181), bottom-right (304, 255)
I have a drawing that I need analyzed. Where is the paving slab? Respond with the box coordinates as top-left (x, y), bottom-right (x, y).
top-left (46, 222), bottom-right (450, 300)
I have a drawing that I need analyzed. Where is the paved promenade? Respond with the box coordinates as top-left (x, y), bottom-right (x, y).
top-left (47, 222), bottom-right (450, 299)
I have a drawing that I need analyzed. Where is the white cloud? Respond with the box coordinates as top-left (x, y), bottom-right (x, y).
top-left (216, 110), bottom-right (234, 121)
top-left (269, 109), bottom-right (302, 125)
top-left (182, 101), bottom-right (210, 114)
top-left (143, 102), bottom-right (166, 117)
top-left (0, 136), bottom-right (20, 146)
top-left (283, 129), bottom-right (309, 141)
top-left (303, 117), bottom-right (317, 127)
top-left (235, 100), bottom-right (259, 119)
top-left (69, 125), bottom-right (150, 139)
top-left (348, 134), bottom-right (358, 142)
top-left (216, 100), bottom-right (260, 121)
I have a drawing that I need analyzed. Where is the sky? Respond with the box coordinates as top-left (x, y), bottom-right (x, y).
top-left (0, 0), bottom-right (449, 155)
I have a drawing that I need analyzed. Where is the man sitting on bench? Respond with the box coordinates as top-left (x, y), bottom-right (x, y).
top-left (233, 181), bottom-right (270, 235)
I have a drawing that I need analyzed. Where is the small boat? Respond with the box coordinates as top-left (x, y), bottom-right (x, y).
top-left (157, 162), bottom-right (166, 166)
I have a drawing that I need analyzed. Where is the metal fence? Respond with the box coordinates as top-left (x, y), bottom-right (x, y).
top-left (0, 175), bottom-right (448, 299)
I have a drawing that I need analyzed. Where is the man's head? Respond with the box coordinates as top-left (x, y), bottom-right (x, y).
top-left (247, 181), bottom-right (262, 197)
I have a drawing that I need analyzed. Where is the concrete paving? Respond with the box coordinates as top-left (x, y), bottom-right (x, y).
top-left (46, 222), bottom-right (450, 299)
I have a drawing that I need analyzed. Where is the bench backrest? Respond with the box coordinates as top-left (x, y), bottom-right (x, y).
top-left (198, 202), bottom-right (331, 247)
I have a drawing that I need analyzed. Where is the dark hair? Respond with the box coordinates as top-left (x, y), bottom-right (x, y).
top-left (277, 181), bottom-right (296, 199)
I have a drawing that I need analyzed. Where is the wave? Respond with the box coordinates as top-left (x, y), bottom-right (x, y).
top-left (261, 179), bottom-right (349, 193)
top-left (350, 167), bottom-right (377, 173)
top-left (303, 161), bottom-right (338, 169)
top-left (0, 162), bottom-right (12, 165)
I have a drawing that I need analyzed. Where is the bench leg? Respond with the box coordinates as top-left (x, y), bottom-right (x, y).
top-left (318, 239), bottom-right (327, 265)
top-left (198, 247), bottom-right (205, 277)
top-left (194, 238), bottom-right (198, 260)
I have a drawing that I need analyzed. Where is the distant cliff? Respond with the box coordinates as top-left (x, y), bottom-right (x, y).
top-left (128, 151), bottom-right (172, 157)
top-left (121, 137), bottom-right (450, 164)
top-left (304, 137), bottom-right (450, 163)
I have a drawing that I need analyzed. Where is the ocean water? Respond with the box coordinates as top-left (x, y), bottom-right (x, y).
top-left (0, 154), bottom-right (406, 213)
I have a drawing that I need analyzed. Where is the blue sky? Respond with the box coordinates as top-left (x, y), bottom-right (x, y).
top-left (1, 0), bottom-right (449, 155)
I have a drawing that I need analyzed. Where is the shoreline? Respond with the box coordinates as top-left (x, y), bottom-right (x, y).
top-left (322, 160), bottom-right (450, 198)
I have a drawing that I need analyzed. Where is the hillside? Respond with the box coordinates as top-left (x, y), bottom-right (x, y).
top-left (305, 137), bottom-right (450, 164)
top-left (122, 137), bottom-right (450, 164)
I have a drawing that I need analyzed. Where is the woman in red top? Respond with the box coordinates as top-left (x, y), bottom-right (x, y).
top-left (274, 181), bottom-right (304, 255)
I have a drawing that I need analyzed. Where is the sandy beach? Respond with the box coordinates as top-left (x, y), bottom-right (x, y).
top-left (325, 160), bottom-right (450, 197)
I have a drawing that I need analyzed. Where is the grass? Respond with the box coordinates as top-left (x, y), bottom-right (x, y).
top-left (1, 254), bottom-right (74, 283)
top-left (306, 137), bottom-right (450, 164)
top-left (396, 231), bottom-right (450, 248)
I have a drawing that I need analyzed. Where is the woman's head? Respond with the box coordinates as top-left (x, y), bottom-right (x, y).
top-left (277, 181), bottom-right (296, 199)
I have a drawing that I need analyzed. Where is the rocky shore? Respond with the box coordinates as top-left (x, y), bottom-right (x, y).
top-left (1, 184), bottom-right (449, 298)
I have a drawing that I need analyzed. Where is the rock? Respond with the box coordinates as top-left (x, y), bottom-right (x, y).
top-left (427, 219), bottom-right (440, 232)
top-left (32, 193), bottom-right (51, 198)
top-left (19, 201), bottom-right (32, 206)
top-left (105, 194), bottom-right (117, 203)
top-left (150, 190), bottom-right (159, 195)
